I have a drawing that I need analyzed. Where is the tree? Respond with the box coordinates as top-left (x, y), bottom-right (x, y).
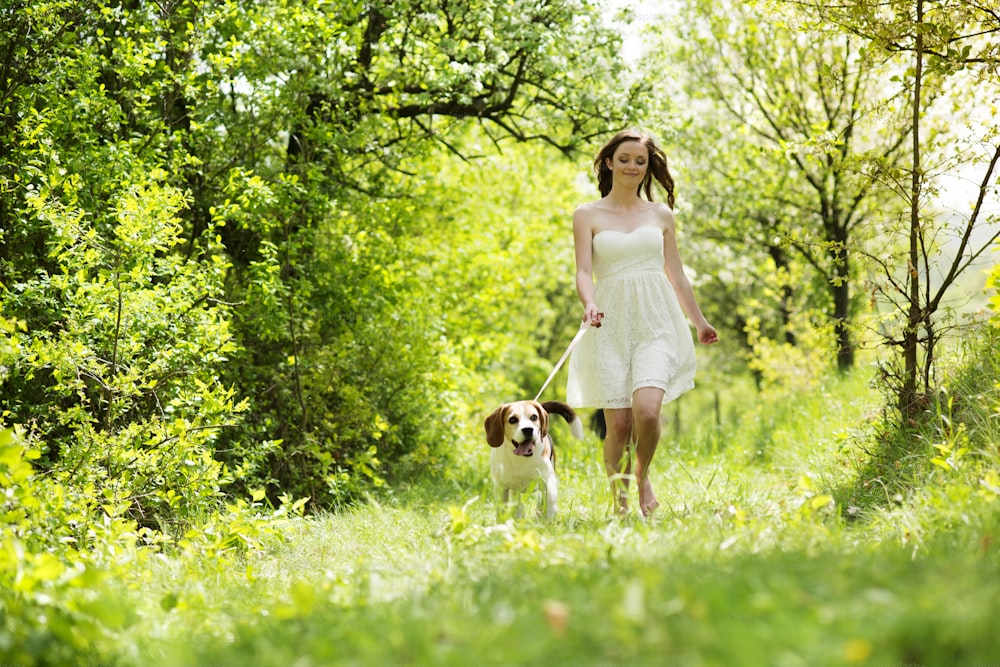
top-left (1, 0), bottom-right (641, 510)
top-left (191, 0), bottom-right (641, 503)
top-left (658, 0), bottom-right (912, 372)
top-left (786, 0), bottom-right (1000, 412)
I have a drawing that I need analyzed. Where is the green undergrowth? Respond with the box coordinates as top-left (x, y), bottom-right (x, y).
top-left (5, 329), bottom-right (1000, 666)
top-left (149, 531), bottom-right (998, 667)
top-left (835, 325), bottom-right (1000, 551)
top-left (118, 329), bottom-right (1000, 667)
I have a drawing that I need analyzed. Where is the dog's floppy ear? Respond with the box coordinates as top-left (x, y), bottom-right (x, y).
top-left (484, 405), bottom-right (509, 447)
top-left (530, 400), bottom-right (550, 438)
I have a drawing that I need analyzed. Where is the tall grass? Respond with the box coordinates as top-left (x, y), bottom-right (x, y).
top-left (88, 327), bottom-right (1000, 665)
top-left (836, 325), bottom-right (1000, 551)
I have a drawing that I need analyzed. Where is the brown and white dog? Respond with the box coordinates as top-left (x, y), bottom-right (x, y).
top-left (483, 399), bottom-right (584, 520)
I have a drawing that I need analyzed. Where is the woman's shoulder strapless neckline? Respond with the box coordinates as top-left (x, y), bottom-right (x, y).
top-left (593, 223), bottom-right (661, 239)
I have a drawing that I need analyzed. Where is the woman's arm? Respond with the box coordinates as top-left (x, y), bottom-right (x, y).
top-left (659, 206), bottom-right (718, 344)
top-left (573, 206), bottom-right (603, 327)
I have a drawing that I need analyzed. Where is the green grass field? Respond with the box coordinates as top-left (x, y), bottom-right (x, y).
top-left (101, 341), bottom-right (1000, 667)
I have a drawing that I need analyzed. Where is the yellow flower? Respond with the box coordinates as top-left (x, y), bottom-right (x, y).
top-left (843, 638), bottom-right (872, 663)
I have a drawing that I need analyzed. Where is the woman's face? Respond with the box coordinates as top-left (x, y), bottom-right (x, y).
top-left (606, 140), bottom-right (648, 183)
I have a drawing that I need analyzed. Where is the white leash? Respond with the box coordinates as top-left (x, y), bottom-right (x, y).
top-left (533, 322), bottom-right (589, 401)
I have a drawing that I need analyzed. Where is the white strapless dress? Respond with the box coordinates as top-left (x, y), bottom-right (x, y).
top-left (566, 224), bottom-right (696, 409)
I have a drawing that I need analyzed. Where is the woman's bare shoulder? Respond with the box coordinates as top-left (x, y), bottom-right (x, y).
top-left (573, 200), bottom-right (605, 227)
top-left (574, 200), bottom-right (605, 216)
top-left (651, 201), bottom-right (676, 231)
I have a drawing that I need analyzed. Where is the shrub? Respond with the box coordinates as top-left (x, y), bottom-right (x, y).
top-left (2, 164), bottom-right (244, 530)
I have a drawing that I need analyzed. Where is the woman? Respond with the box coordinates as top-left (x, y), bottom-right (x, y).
top-left (566, 129), bottom-right (718, 516)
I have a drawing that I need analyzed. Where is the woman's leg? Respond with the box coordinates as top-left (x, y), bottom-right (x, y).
top-left (602, 407), bottom-right (633, 514)
top-left (631, 387), bottom-right (665, 516)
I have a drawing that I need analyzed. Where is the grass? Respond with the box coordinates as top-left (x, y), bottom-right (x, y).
top-left (99, 333), bottom-right (1000, 666)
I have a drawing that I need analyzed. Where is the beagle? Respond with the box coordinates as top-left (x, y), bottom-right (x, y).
top-left (483, 399), bottom-right (584, 520)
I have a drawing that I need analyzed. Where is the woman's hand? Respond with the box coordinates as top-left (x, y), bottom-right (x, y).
top-left (583, 304), bottom-right (605, 328)
top-left (697, 324), bottom-right (719, 345)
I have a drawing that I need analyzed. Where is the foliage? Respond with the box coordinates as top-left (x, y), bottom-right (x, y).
top-left (1, 311), bottom-right (148, 663)
top-left (211, 131), bottom-right (587, 507)
top-left (772, 0), bottom-right (1000, 411)
top-left (838, 321), bottom-right (1000, 523)
top-left (989, 254), bottom-right (1000, 323)
top-left (1, 0), bottom-right (638, 512)
top-left (0, 425), bottom-right (133, 666)
top-left (2, 1), bottom-right (999, 660)
top-left (195, 0), bottom-right (639, 506)
top-left (743, 306), bottom-right (836, 392)
top-left (657, 0), bottom-right (912, 374)
top-left (52, 350), bottom-right (997, 667)
top-left (0, 419), bottom-right (306, 666)
top-left (1, 301), bottom-right (303, 664)
top-left (3, 158), bottom-right (241, 528)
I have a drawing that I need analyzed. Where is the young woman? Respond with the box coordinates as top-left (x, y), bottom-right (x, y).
top-left (566, 129), bottom-right (718, 516)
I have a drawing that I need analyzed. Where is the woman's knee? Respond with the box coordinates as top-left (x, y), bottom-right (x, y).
top-left (633, 408), bottom-right (661, 434)
top-left (631, 389), bottom-right (664, 431)
top-left (604, 409), bottom-right (632, 438)
top-left (631, 401), bottom-right (662, 432)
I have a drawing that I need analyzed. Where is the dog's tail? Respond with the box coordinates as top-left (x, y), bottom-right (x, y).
top-left (541, 400), bottom-right (585, 440)
top-left (590, 409), bottom-right (606, 440)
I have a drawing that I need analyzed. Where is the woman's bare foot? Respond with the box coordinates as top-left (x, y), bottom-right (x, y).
top-left (639, 477), bottom-right (659, 516)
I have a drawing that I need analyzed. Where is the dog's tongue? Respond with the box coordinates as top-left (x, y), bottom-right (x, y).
top-left (513, 441), bottom-right (534, 456)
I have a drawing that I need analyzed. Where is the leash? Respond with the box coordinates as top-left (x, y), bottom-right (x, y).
top-left (533, 322), bottom-right (589, 401)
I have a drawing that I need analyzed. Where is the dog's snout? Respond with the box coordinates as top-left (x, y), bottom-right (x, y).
top-left (520, 426), bottom-right (534, 438)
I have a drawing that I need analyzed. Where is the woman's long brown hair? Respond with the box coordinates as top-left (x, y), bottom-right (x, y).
top-left (593, 129), bottom-right (675, 209)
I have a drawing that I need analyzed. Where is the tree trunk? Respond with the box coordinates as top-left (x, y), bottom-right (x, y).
top-left (901, 0), bottom-right (925, 413)
top-left (832, 238), bottom-right (854, 371)
top-left (767, 243), bottom-right (798, 347)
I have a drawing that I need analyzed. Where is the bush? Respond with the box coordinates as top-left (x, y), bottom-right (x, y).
top-left (0, 423), bottom-right (145, 665)
top-left (2, 164), bottom-right (244, 530)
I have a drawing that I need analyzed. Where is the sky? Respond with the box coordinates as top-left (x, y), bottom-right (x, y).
top-left (608, 0), bottom-right (678, 62)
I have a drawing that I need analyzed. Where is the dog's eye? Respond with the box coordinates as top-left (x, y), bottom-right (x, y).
top-left (508, 416), bottom-right (518, 424)
top-left (530, 414), bottom-right (539, 421)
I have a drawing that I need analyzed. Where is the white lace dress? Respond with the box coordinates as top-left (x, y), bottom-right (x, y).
top-left (566, 224), bottom-right (696, 409)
